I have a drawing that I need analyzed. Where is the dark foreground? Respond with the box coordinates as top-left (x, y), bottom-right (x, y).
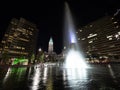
top-left (0, 63), bottom-right (120, 90)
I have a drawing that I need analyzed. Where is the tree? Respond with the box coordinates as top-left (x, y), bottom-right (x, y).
top-left (30, 54), bottom-right (35, 63)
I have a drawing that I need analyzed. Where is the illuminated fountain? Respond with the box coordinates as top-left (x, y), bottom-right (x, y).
top-left (64, 2), bottom-right (88, 69)
top-left (63, 2), bottom-right (88, 88)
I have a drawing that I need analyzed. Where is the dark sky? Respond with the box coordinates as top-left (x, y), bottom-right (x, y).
top-left (0, 0), bottom-right (119, 54)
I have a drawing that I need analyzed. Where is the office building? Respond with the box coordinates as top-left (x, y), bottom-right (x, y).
top-left (0, 18), bottom-right (38, 63)
top-left (76, 14), bottom-right (120, 60)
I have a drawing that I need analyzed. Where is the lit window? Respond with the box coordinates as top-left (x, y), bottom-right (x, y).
top-left (89, 40), bottom-right (93, 43)
top-left (19, 38), bottom-right (29, 42)
top-left (116, 26), bottom-right (119, 28)
top-left (81, 38), bottom-right (85, 40)
top-left (5, 34), bottom-right (8, 37)
top-left (107, 35), bottom-right (113, 38)
top-left (5, 46), bottom-right (8, 48)
top-left (114, 22), bottom-right (117, 24)
top-left (79, 29), bottom-right (82, 32)
top-left (2, 41), bottom-right (5, 43)
top-left (29, 31), bottom-right (33, 35)
top-left (109, 38), bottom-right (112, 40)
top-left (22, 47), bottom-right (25, 50)
top-left (118, 32), bottom-right (120, 35)
top-left (111, 17), bottom-right (114, 20)
top-left (17, 46), bottom-right (21, 49)
top-left (87, 33), bottom-right (97, 38)
top-left (110, 45), bottom-right (115, 47)
top-left (14, 34), bottom-right (17, 36)
top-left (90, 25), bottom-right (93, 27)
top-left (115, 34), bottom-right (119, 38)
top-left (8, 40), bottom-right (12, 42)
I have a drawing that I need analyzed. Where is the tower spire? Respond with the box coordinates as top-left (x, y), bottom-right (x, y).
top-left (48, 37), bottom-right (53, 53)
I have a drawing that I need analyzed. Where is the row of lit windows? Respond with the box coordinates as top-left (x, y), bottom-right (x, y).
top-left (5, 34), bottom-right (8, 37)
top-left (11, 18), bottom-right (36, 31)
top-left (78, 34), bottom-right (98, 41)
top-left (8, 36), bottom-right (14, 42)
top-left (87, 33), bottom-right (97, 39)
top-left (16, 28), bottom-right (33, 35)
top-left (87, 44), bottom-right (120, 54)
top-left (2, 40), bottom-right (6, 43)
top-left (9, 35), bottom-right (13, 38)
top-left (4, 46), bottom-right (8, 48)
top-left (11, 21), bottom-right (17, 25)
top-left (18, 37), bottom-right (29, 42)
top-left (2, 46), bottom-right (25, 50)
top-left (77, 29), bottom-right (119, 42)
top-left (28, 27), bottom-right (34, 31)
top-left (77, 27), bottom-right (119, 41)
top-left (13, 46), bottom-right (25, 50)
top-left (106, 31), bottom-right (120, 40)
top-left (8, 40), bottom-right (12, 42)
top-left (8, 50), bottom-right (28, 55)
top-left (77, 16), bottom-right (120, 55)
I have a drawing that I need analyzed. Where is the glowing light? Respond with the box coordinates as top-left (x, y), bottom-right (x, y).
top-left (12, 58), bottom-right (28, 65)
top-left (48, 37), bottom-right (53, 53)
top-left (43, 67), bottom-right (48, 84)
top-left (87, 33), bottom-right (97, 38)
top-left (38, 48), bottom-right (41, 51)
top-left (64, 49), bottom-right (88, 88)
top-left (3, 68), bottom-right (11, 83)
top-left (108, 64), bottom-right (116, 79)
top-left (3, 68), bottom-right (27, 84)
top-left (31, 66), bottom-right (41, 90)
top-left (64, 49), bottom-right (88, 69)
top-left (49, 37), bottom-right (53, 44)
top-left (70, 31), bottom-right (76, 43)
top-left (63, 2), bottom-right (89, 88)
top-left (64, 2), bottom-right (88, 69)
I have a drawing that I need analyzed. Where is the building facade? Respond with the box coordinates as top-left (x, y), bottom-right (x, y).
top-left (76, 15), bottom-right (120, 61)
top-left (0, 18), bottom-right (38, 63)
top-left (48, 37), bottom-right (53, 54)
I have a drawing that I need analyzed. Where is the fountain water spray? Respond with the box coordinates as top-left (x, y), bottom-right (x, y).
top-left (63, 3), bottom-right (88, 88)
top-left (64, 2), bottom-right (88, 69)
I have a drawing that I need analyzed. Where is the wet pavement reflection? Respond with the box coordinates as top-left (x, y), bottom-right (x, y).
top-left (0, 63), bottom-right (120, 90)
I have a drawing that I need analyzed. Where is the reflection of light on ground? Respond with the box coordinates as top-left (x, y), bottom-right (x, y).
top-left (3, 68), bottom-right (11, 83)
top-left (63, 49), bottom-right (88, 87)
top-left (3, 67), bottom-right (27, 83)
top-left (46, 67), bottom-right (53, 90)
top-left (108, 64), bottom-right (116, 79)
top-left (31, 65), bottom-right (41, 90)
top-left (43, 67), bottom-right (48, 84)
top-left (28, 67), bottom-right (31, 79)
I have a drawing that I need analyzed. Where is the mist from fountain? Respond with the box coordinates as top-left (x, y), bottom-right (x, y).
top-left (64, 2), bottom-right (88, 69)
top-left (63, 2), bottom-right (89, 88)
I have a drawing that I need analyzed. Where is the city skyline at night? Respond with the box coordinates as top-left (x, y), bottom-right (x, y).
top-left (0, 1), bottom-right (120, 89)
top-left (0, 0), bottom-right (119, 54)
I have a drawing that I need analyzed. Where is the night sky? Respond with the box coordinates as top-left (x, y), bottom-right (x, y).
top-left (0, 0), bottom-right (119, 54)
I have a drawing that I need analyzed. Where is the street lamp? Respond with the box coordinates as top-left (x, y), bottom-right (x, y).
top-left (38, 48), bottom-right (42, 52)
